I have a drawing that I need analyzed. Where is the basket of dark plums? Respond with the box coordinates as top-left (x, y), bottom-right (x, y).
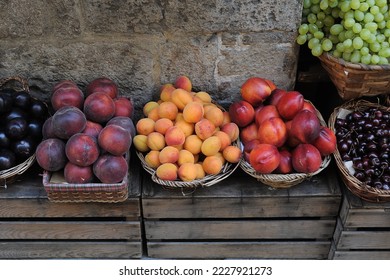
top-left (329, 99), bottom-right (390, 203)
top-left (0, 76), bottom-right (48, 187)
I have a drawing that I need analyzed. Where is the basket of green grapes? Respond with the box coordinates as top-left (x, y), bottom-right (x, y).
top-left (297, 0), bottom-right (390, 100)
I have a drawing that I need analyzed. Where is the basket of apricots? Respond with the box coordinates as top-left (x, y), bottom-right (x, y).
top-left (133, 76), bottom-right (243, 189)
top-left (232, 77), bottom-right (334, 189)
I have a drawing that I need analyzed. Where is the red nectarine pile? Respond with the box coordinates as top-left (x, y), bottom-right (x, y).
top-left (134, 75), bottom-right (243, 183)
top-left (230, 76), bottom-right (336, 175)
top-left (36, 77), bottom-right (135, 184)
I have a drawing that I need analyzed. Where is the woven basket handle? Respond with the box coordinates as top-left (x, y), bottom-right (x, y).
top-left (0, 76), bottom-right (29, 92)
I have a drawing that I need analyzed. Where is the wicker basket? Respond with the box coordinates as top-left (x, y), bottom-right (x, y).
top-left (329, 99), bottom-right (390, 203)
top-left (0, 76), bottom-right (36, 188)
top-left (239, 100), bottom-right (331, 189)
top-left (318, 52), bottom-right (390, 100)
top-left (43, 153), bottom-right (130, 203)
top-left (136, 138), bottom-right (242, 190)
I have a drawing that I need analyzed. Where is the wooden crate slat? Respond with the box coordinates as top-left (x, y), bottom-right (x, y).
top-left (0, 241), bottom-right (142, 259)
top-left (337, 231), bottom-right (390, 250)
top-left (143, 197), bottom-right (340, 219)
top-left (0, 221), bottom-right (141, 240)
top-left (147, 241), bottom-right (331, 259)
top-left (145, 219), bottom-right (335, 240)
top-left (332, 251), bottom-right (390, 260)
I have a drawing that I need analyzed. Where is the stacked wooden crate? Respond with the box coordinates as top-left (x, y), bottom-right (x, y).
top-left (330, 187), bottom-right (390, 260)
top-left (0, 156), bottom-right (142, 259)
top-left (142, 166), bottom-right (342, 259)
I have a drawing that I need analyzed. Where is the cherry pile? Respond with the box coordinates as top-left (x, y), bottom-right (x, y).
top-left (335, 107), bottom-right (390, 191)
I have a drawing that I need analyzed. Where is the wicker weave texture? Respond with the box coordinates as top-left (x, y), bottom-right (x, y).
top-left (319, 53), bottom-right (390, 100)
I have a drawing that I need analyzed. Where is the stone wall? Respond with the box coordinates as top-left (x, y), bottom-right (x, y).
top-left (0, 0), bottom-right (303, 116)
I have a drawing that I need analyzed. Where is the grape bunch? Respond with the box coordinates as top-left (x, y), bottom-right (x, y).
top-left (335, 107), bottom-right (389, 190)
top-left (297, 0), bottom-right (390, 65)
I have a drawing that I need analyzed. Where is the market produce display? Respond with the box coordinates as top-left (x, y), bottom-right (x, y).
top-left (36, 77), bottom-right (135, 184)
top-left (297, 0), bottom-right (390, 64)
top-left (134, 75), bottom-right (242, 183)
top-left (0, 86), bottom-right (48, 171)
top-left (231, 77), bottom-right (336, 175)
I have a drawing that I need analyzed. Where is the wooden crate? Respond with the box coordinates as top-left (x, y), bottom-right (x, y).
top-left (330, 186), bottom-right (390, 260)
top-left (142, 165), bottom-right (342, 259)
top-left (0, 154), bottom-right (143, 259)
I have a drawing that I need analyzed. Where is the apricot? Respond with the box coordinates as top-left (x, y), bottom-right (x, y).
top-left (143, 101), bottom-right (159, 116)
top-left (182, 102), bottom-right (204, 123)
top-left (183, 134), bottom-right (203, 155)
top-left (221, 111), bottom-right (231, 126)
top-left (194, 91), bottom-right (212, 103)
top-left (174, 75), bottom-right (192, 92)
top-left (178, 162), bottom-right (197, 182)
top-left (136, 118), bottom-right (155, 136)
top-left (133, 134), bottom-right (150, 152)
top-left (174, 120), bottom-right (194, 137)
top-left (221, 122), bottom-right (239, 142)
top-left (98, 124), bottom-right (132, 156)
top-left (154, 118), bottom-right (174, 135)
top-left (201, 136), bottom-right (221, 156)
top-left (160, 83), bottom-right (176, 101)
top-left (158, 101), bottom-right (178, 120)
top-left (194, 163), bottom-right (206, 179)
top-left (214, 130), bottom-right (231, 151)
top-left (65, 133), bottom-right (100, 166)
top-left (147, 106), bottom-right (160, 121)
top-left (195, 118), bottom-right (216, 140)
top-left (159, 146), bottom-right (180, 164)
top-left (178, 149), bottom-right (195, 165)
top-left (214, 152), bottom-right (226, 165)
top-left (222, 145), bottom-right (242, 163)
top-left (144, 150), bottom-right (161, 169)
top-left (147, 132), bottom-right (166, 151)
top-left (202, 155), bottom-right (223, 175)
top-left (204, 106), bottom-right (224, 127)
top-left (156, 163), bottom-right (178, 181)
top-left (171, 88), bottom-right (193, 110)
top-left (83, 92), bottom-right (115, 123)
top-left (165, 126), bottom-right (186, 146)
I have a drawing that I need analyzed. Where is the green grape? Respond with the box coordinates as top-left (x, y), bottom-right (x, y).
top-left (307, 13), bottom-right (317, 24)
top-left (361, 54), bottom-right (372, 64)
top-left (345, 30), bottom-right (355, 39)
top-left (329, 1), bottom-right (339, 8)
top-left (371, 54), bottom-right (380, 64)
top-left (344, 11), bottom-right (355, 19)
top-left (350, 51), bottom-right (361, 63)
top-left (309, 23), bottom-right (319, 34)
top-left (360, 28), bottom-right (371, 40)
top-left (302, 8), bottom-right (311, 17)
top-left (364, 13), bottom-right (375, 23)
top-left (379, 47), bottom-right (390, 57)
top-left (311, 0), bottom-right (320, 4)
top-left (316, 20), bottom-right (324, 28)
top-left (307, 33), bottom-right (314, 40)
top-left (311, 44), bottom-right (323, 56)
top-left (297, 34), bottom-right (308, 45)
top-left (359, 3), bottom-right (370, 12)
top-left (374, 12), bottom-right (384, 23)
top-left (352, 22), bottom-right (362, 33)
top-left (384, 29), bottom-right (390, 38)
top-left (380, 5), bottom-right (388, 14)
top-left (320, 0), bottom-right (329, 10)
top-left (314, 30), bottom-right (325, 39)
top-left (344, 17), bottom-right (356, 28)
top-left (366, 0), bottom-right (376, 8)
top-left (331, 7), bottom-right (341, 18)
top-left (376, 0), bottom-right (387, 8)
top-left (376, 34), bottom-right (386, 43)
top-left (367, 34), bottom-right (377, 43)
top-left (332, 49), bottom-right (342, 57)
top-left (317, 12), bottom-right (326, 21)
top-left (354, 10), bottom-right (365, 22)
top-left (329, 34), bottom-right (340, 44)
top-left (303, 0), bottom-right (311, 9)
top-left (308, 37), bottom-right (320, 49)
top-left (377, 20), bottom-right (386, 29)
top-left (322, 38), bottom-right (333, 51)
top-left (370, 5), bottom-right (380, 15)
top-left (360, 46), bottom-right (370, 56)
top-left (386, 20), bottom-right (390, 29)
top-left (336, 42), bottom-right (345, 52)
top-left (324, 15), bottom-right (335, 27)
top-left (344, 45), bottom-right (355, 53)
top-left (378, 56), bottom-right (389, 64)
top-left (353, 37), bottom-right (364, 49)
top-left (299, 23), bottom-right (309, 35)
top-left (365, 22), bottom-right (378, 32)
top-left (343, 38), bottom-right (353, 48)
top-left (342, 51), bottom-right (352, 61)
top-left (311, 4), bottom-right (321, 14)
top-left (338, 30), bottom-right (347, 42)
top-left (340, 1), bottom-right (351, 13)
top-left (330, 23), bottom-right (344, 35)
top-left (350, 0), bottom-right (360, 10)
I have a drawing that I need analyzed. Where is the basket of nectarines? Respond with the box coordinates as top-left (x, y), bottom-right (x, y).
top-left (134, 76), bottom-right (243, 190)
top-left (37, 77), bottom-right (135, 202)
top-left (233, 77), bottom-right (334, 189)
